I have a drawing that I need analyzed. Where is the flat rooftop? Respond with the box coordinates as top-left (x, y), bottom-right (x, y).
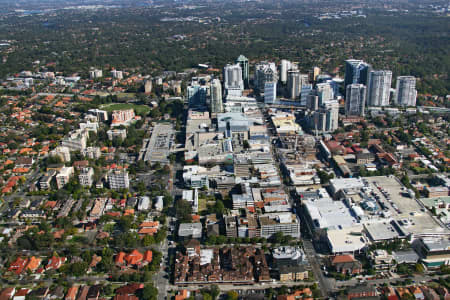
top-left (364, 221), bottom-right (402, 242)
top-left (304, 197), bottom-right (358, 230)
top-left (364, 176), bottom-right (448, 236)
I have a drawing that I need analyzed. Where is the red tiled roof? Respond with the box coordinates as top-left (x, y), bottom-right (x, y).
top-left (113, 295), bottom-right (138, 300)
top-left (124, 250), bottom-right (143, 265)
top-left (65, 286), bottom-right (79, 300)
top-left (144, 250), bottom-right (152, 263)
top-left (115, 283), bottom-right (144, 295)
top-left (115, 252), bottom-right (126, 265)
top-left (25, 256), bottom-right (41, 271)
top-left (138, 228), bottom-right (158, 235)
top-left (139, 221), bottom-right (159, 228)
top-left (331, 255), bottom-right (356, 264)
top-left (46, 256), bottom-right (66, 270)
top-left (8, 257), bottom-right (28, 274)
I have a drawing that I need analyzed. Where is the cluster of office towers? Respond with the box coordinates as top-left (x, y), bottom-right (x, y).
top-left (344, 59), bottom-right (418, 117)
top-left (188, 56), bottom-right (418, 124)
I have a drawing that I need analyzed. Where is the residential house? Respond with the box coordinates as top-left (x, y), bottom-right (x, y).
top-left (396, 287), bottom-right (412, 299)
top-left (420, 286), bottom-right (439, 300)
top-left (347, 285), bottom-right (377, 300)
top-left (409, 286), bottom-right (425, 300)
top-left (65, 286), bottom-right (79, 300)
top-left (138, 221), bottom-right (159, 236)
top-left (113, 296), bottom-right (138, 300)
top-left (436, 287), bottom-right (450, 300)
top-left (8, 257), bottom-right (28, 274)
top-left (46, 256), bottom-right (66, 271)
top-left (115, 283), bottom-right (143, 297)
top-left (12, 289), bottom-right (29, 300)
top-left (29, 287), bottom-right (49, 299)
top-left (0, 288), bottom-right (16, 300)
top-left (15, 157), bottom-right (34, 168)
top-left (175, 290), bottom-right (191, 300)
top-left (76, 286), bottom-right (90, 300)
top-left (86, 285), bottom-right (101, 300)
top-left (25, 256), bottom-right (41, 272)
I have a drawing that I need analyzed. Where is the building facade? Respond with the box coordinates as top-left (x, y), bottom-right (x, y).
top-left (395, 76), bottom-right (417, 107)
top-left (367, 70), bottom-right (392, 106)
top-left (345, 84), bottom-right (366, 116)
top-left (344, 59), bottom-right (372, 89)
top-left (264, 82), bottom-right (277, 104)
top-left (108, 170), bottom-right (130, 190)
top-left (236, 55), bottom-right (249, 88)
top-left (210, 79), bottom-right (223, 113)
top-left (224, 63), bottom-right (244, 96)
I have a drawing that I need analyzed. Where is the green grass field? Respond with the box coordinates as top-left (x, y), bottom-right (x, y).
top-left (100, 103), bottom-right (150, 115)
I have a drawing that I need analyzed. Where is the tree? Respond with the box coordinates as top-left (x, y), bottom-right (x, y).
top-left (201, 292), bottom-right (212, 300)
top-left (212, 199), bottom-right (225, 216)
top-left (175, 199), bottom-right (193, 223)
top-left (140, 284), bottom-right (158, 300)
top-left (414, 263), bottom-right (425, 274)
top-left (210, 285), bottom-right (220, 300)
top-left (226, 291), bottom-right (238, 300)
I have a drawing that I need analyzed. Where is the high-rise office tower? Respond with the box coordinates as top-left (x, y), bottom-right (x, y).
top-left (311, 101), bottom-right (339, 133)
top-left (236, 55), bottom-right (249, 89)
top-left (187, 84), bottom-right (208, 108)
top-left (324, 101), bottom-right (339, 132)
top-left (306, 94), bottom-right (319, 111)
top-left (280, 59), bottom-right (292, 84)
top-left (264, 82), bottom-right (277, 104)
top-left (316, 82), bottom-right (334, 105)
top-left (395, 76), bottom-right (417, 107)
top-left (367, 70), bottom-right (392, 106)
top-left (210, 79), bottom-right (223, 113)
top-left (299, 74), bottom-right (309, 89)
top-left (300, 84), bottom-right (313, 106)
top-left (287, 70), bottom-right (301, 100)
top-left (345, 84), bottom-right (366, 116)
top-left (312, 66), bottom-right (321, 82)
top-left (344, 59), bottom-right (372, 89)
top-left (255, 62), bottom-right (278, 93)
top-left (224, 63), bottom-right (244, 96)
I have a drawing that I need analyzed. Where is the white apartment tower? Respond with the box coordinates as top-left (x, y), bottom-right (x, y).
top-left (210, 79), bottom-right (223, 113)
top-left (224, 63), bottom-right (244, 96)
top-left (395, 76), bottom-right (417, 107)
top-left (345, 84), bottom-right (366, 116)
top-left (280, 59), bottom-right (292, 84)
top-left (367, 70), bottom-right (392, 106)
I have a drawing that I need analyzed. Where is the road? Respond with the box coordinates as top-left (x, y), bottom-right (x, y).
top-left (263, 108), bottom-right (332, 298)
top-left (153, 161), bottom-right (183, 299)
top-left (334, 273), bottom-right (450, 289)
top-left (167, 280), bottom-right (318, 292)
top-left (154, 239), bottom-right (170, 300)
top-left (303, 240), bottom-right (334, 297)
